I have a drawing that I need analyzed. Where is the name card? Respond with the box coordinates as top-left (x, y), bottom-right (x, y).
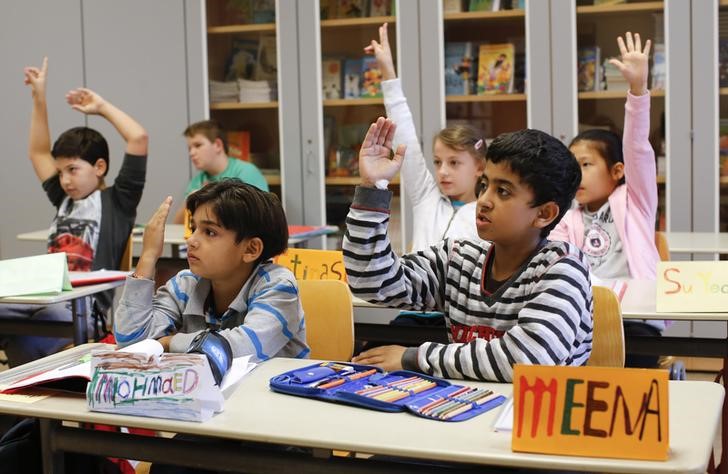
top-left (86, 351), bottom-right (223, 422)
top-left (512, 365), bottom-right (669, 461)
top-left (273, 248), bottom-right (346, 281)
top-left (656, 261), bottom-right (728, 312)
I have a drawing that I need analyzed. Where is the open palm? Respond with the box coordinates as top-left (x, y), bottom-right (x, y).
top-left (359, 117), bottom-right (406, 186)
top-left (609, 32), bottom-right (650, 95)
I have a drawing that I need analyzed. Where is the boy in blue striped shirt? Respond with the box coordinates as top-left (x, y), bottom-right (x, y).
top-left (114, 179), bottom-right (308, 362)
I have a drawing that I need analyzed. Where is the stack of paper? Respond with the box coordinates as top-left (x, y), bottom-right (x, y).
top-left (238, 79), bottom-right (276, 102)
top-left (209, 80), bottom-right (239, 103)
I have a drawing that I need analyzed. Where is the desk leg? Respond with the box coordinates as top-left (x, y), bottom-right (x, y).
top-left (40, 419), bottom-right (64, 474)
top-left (71, 298), bottom-right (88, 345)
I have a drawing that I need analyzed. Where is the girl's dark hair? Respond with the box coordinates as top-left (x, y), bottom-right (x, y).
top-left (570, 129), bottom-right (625, 185)
top-left (187, 179), bottom-right (288, 263)
top-left (486, 129), bottom-right (582, 237)
top-left (51, 127), bottom-right (110, 176)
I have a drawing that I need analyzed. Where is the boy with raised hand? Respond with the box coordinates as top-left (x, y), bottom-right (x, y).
top-left (115, 179), bottom-right (308, 366)
top-left (0, 57), bottom-right (148, 367)
top-left (345, 118), bottom-right (592, 382)
top-left (172, 120), bottom-right (269, 224)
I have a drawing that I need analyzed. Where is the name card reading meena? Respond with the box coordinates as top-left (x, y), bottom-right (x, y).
top-left (657, 261), bottom-right (728, 312)
top-left (512, 365), bottom-right (669, 461)
top-left (86, 350), bottom-right (223, 422)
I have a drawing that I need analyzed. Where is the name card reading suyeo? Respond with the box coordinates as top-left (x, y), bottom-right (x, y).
top-left (657, 261), bottom-right (728, 312)
top-left (512, 365), bottom-right (669, 461)
top-left (273, 248), bottom-right (346, 281)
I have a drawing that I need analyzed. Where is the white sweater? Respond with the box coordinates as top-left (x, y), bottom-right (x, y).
top-left (382, 79), bottom-right (482, 252)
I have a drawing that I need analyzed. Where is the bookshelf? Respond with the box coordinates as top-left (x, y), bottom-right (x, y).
top-left (205, 1), bottom-right (281, 195)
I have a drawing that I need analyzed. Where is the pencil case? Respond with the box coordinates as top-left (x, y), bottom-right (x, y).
top-left (269, 361), bottom-right (506, 422)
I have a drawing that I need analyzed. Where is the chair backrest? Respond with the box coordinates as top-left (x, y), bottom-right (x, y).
top-left (119, 234), bottom-right (133, 272)
top-left (588, 286), bottom-right (625, 368)
top-left (297, 279), bottom-right (354, 361)
top-left (655, 231), bottom-right (670, 261)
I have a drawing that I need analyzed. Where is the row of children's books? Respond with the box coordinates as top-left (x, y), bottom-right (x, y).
top-left (445, 42), bottom-right (521, 96)
top-left (444, 0), bottom-right (525, 13)
top-left (577, 44), bottom-right (665, 92)
top-left (322, 57), bottom-right (383, 100)
top-left (320, 0), bottom-right (393, 20)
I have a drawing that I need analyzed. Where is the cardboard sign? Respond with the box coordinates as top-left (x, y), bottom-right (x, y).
top-left (656, 261), bottom-right (728, 312)
top-left (512, 365), bottom-right (669, 461)
top-left (273, 248), bottom-right (346, 281)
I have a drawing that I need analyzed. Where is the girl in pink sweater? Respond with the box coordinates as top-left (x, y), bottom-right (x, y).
top-left (549, 32), bottom-right (661, 368)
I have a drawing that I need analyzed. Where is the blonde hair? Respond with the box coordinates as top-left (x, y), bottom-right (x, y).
top-left (433, 124), bottom-right (486, 162)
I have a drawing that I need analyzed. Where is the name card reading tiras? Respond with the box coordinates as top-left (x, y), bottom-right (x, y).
top-left (657, 261), bottom-right (728, 312)
top-left (512, 365), bottom-right (669, 461)
top-left (273, 248), bottom-right (346, 281)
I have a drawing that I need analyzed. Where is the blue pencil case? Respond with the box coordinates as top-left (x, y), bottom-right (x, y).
top-left (269, 361), bottom-right (506, 422)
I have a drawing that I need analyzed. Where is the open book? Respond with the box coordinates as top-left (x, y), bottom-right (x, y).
top-left (1, 339), bottom-right (256, 415)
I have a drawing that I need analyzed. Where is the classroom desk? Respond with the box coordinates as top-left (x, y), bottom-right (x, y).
top-left (18, 224), bottom-right (340, 258)
top-left (0, 351), bottom-right (721, 474)
top-left (665, 231), bottom-right (728, 255)
top-left (354, 280), bottom-right (728, 473)
top-left (0, 281), bottom-right (125, 345)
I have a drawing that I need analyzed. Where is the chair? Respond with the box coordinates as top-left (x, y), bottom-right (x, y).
top-left (297, 279), bottom-right (354, 361)
top-left (655, 231), bottom-right (670, 262)
top-left (587, 286), bottom-right (625, 368)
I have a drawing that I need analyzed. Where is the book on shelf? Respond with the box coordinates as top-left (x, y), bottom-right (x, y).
top-left (477, 43), bottom-right (515, 94)
top-left (343, 58), bottom-right (362, 98)
top-left (252, 0), bottom-right (275, 23)
top-left (337, 0), bottom-right (366, 18)
top-left (720, 39), bottom-right (728, 88)
top-left (225, 38), bottom-right (259, 81)
top-left (369, 0), bottom-right (390, 16)
top-left (209, 80), bottom-right (239, 103)
top-left (469, 0), bottom-right (499, 11)
top-left (577, 46), bottom-right (601, 92)
top-left (360, 56), bottom-right (383, 98)
top-left (444, 42), bottom-right (476, 96)
top-left (443, 0), bottom-right (463, 12)
top-left (227, 131), bottom-right (251, 162)
top-left (322, 58), bottom-right (343, 99)
top-left (650, 43), bottom-right (666, 91)
top-left (254, 35), bottom-right (277, 84)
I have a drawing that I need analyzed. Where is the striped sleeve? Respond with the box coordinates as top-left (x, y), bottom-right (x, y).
top-left (416, 255), bottom-right (593, 382)
top-left (114, 271), bottom-right (191, 347)
top-left (219, 271), bottom-right (303, 362)
top-left (343, 186), bottom-right (448, 311)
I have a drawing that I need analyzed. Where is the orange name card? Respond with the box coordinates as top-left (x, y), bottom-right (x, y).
top-left (512, 365), bottom-right (669, 461)
top-left (273, 248), bottom-right (346, 281)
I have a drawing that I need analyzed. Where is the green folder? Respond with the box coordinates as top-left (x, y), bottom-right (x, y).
top-left (0, 252), bottom-right (72, 298)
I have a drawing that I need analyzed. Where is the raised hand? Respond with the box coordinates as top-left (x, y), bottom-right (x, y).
top-left (609, 32), bottom-right (651, 96)
top-left (135, 196), bottom-right (173, 279)
top-left (359, 117), bottom-right (406, 187)
top-left (66, 87), bottom-right (108, 115)
top-left (363, 22), bottom-right (396, 80)
top-left (23, 57), bottom-right (48, 99)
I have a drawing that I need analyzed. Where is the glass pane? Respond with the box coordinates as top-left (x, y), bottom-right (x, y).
top-left (320, 1), bottom-right (399, 250)
top-left (720, 2), bottom-right (728, 232)
top-left (442, 2), bottom-right (527, 139)
top-left (206, 0), bottom-right (281, 196)
top-left (576, 1), bottom-right (665, 230)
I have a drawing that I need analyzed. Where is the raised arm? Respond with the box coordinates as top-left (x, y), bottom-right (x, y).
top-left (66, 88), bottom-right (148, 156)
top-left (24, 57), bottom-right (57, 182)
top-left (365, 23), bottom-right (440, 205)
top-left (609, 32), bottom-right (656, 215)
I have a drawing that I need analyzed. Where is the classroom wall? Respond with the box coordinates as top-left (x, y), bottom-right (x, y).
top-left (0, 0), bottom-right (205, 260)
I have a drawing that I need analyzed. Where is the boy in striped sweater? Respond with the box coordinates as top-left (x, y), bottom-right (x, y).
top-left (347, 120), bottom-right (592, 382)
top-left (114, 179), bottom-right (309, 363)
